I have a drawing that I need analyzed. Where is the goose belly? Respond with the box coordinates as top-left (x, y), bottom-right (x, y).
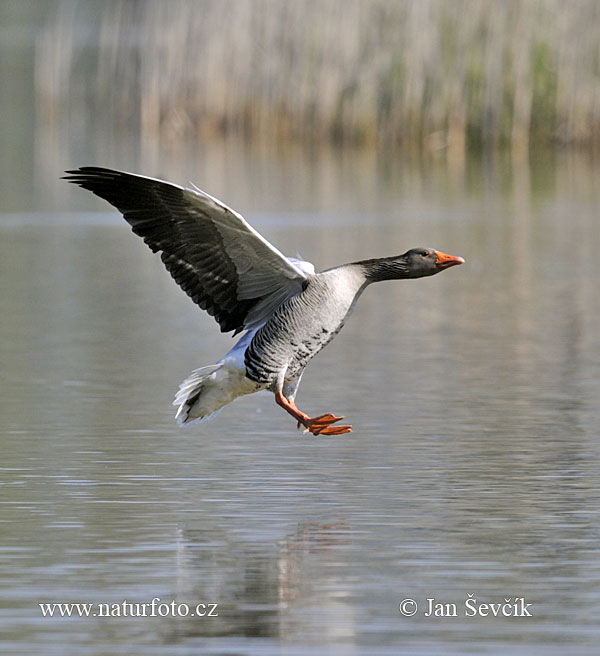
top-left (244, 272), bottom-right (363, 385)
top-left (245, 313), bottom-right (342, 384)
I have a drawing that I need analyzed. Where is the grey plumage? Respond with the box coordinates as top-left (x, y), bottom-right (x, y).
top-left (245, 266), bottom-right (367, 389)
top-left (64, 167), bottom-right (464, 435)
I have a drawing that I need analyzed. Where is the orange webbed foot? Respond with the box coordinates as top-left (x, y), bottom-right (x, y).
top-left (302, 413), bottom-right (352, 436)
top-left (275, 391), bottom-right (351, 437)
top-left (314, 423), bottom-right (352, 435)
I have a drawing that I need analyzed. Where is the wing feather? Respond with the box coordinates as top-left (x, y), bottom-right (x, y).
top-left (63, 167), bottom-right (309, 334)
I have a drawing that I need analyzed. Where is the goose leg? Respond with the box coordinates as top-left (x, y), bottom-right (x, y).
top-left (275, 391), bottom-right (352, 435)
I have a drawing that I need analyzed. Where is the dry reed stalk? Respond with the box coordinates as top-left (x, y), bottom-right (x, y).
top-left (33, 0), bottom-right (600, 152)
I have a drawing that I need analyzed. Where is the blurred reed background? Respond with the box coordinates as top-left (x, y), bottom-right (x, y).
top-left (31, 0), bottom-right (600, 156)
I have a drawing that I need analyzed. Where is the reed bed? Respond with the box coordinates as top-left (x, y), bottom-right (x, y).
top-left (35, 0), bottom-right (600, 152)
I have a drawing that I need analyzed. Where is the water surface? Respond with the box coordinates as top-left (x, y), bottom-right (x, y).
top-left (2, 150), bottom-right (600, 655)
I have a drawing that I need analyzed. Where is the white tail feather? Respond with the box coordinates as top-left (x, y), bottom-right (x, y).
top-left (173, 364), bottom-right (224, 426)
top-left (173, 362), bottom-right (263, 427)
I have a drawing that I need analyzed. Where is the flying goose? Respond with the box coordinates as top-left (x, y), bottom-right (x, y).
top-left (64, 167), bottom-right (464, 435)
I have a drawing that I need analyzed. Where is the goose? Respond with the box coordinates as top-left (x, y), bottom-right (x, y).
top-left (64, 167), bottom-right (464, 435)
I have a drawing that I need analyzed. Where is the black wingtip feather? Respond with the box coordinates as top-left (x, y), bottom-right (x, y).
top-left (63, 166), bottom-right (121, 180)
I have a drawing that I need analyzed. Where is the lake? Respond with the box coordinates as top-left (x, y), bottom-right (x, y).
top-left (1, 145), bottom-right (600, 655)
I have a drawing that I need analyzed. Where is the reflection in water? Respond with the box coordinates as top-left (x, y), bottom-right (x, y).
top-left (173, 522), bottom-right (353, 642)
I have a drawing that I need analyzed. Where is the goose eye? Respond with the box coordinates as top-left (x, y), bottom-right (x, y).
top-left (422, 250), bottom-right (430, 257)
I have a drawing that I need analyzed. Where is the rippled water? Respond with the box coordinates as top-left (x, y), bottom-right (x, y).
top-left (2, 151), bottom-right (600, 655)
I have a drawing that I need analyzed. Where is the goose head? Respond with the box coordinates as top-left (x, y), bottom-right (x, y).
top-left (403, 248), bottom-right (465, 277)
top-left (360, 248), bottom-right (464, 282)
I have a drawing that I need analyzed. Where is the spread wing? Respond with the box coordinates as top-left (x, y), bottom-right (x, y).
top-left (63, 167), bottom-right (309, 334)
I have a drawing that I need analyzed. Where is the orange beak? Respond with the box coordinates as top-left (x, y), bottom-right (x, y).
top-left (434, 250), bottom-right (465, 269)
